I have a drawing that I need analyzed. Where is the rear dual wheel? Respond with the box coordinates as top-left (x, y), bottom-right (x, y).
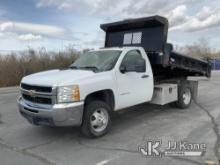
top-left (171, 84), bottom-right (192, 109)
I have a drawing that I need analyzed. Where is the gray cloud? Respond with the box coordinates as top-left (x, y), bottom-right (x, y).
top-left (0, 21), bottom-right (81, 42)
top-left (170, 6), bottom-right (220, 32)
top-left (0, 21), bottom-right (65, 37)
top-left (36, 0), bottom-right (204, 25)
top-left (18, 33), bottom-right (43, 41)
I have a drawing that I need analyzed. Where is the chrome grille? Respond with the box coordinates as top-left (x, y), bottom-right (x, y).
top-left (22, 94), bottom-right (52, 104)
top-left (21, 83), bottom-right (52, 93)
top-left (20, 84), bottom-right (55, 105)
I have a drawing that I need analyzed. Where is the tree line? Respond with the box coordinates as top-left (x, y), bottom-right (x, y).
top-left (0, 40), bottom-right (219, 87)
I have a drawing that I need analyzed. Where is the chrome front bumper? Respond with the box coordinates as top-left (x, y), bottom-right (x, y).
top-left (18, 97), bottom-right (84, 126)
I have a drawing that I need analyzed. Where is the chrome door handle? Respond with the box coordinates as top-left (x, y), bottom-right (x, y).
top-left (141, 75), bottom-right (149, 78)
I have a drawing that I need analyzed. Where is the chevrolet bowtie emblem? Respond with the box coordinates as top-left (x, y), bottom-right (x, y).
top-left (29, 90), bottom-right (36, 97)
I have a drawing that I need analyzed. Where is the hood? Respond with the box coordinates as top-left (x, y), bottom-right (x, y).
top-left (21, 69), bottom-right (94, 86)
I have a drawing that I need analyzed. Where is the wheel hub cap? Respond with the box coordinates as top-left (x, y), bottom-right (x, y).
top-left (90, 108), bottom-right (108, 133)
top-left (183, 88), bottom-right (191, 105)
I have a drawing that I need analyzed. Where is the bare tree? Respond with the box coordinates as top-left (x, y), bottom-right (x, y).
top-left (175, 38), bottom-right (218, 60)
top-left (0, 45), bottom-right (79, 87)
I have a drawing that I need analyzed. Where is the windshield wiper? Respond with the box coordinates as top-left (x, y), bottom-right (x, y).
top-left (79, 66), bottom-right (99, 72)
top-left (69, 66), bottom-right (79, 69)
top-left (69, 66), bottom-right (99, 72)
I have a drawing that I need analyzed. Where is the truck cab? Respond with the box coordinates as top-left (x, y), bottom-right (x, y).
top-left (18, 47), bottom-right (154, 137)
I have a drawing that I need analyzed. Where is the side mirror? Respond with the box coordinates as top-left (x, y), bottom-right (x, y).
top-left (120, 65), bottom-right (127, 74)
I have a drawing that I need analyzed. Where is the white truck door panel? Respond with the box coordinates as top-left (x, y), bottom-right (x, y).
top-left (115, 49), bottom-right (153, 110)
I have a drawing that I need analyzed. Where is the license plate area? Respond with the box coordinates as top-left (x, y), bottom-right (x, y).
top-left (20, 111), bottom-right (53, 126)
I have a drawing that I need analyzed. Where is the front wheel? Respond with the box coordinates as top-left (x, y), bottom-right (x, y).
top-left (81, 100), bottom-right (112, 138)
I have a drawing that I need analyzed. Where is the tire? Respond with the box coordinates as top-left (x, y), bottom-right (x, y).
top-left (176, 84), bottom-right (192, 109)
top-left (81, 100), bottom-right (112, 138)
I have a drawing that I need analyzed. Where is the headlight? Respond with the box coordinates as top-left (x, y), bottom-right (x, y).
top-left (57, 85), bottom-right (80, 103)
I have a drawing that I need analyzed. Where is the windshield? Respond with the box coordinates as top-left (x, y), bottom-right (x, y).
top-left (70, 50), bottom-right (121, 72)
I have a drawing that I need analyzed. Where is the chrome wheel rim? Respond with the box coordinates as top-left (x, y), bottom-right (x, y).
top-left (90, 108), bottom-right (109, 133)
top-left (183, 88), bottom-right (191, 105)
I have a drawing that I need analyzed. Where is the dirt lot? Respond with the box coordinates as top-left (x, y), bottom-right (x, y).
top-left (0, 72), bottom-right (220, 165)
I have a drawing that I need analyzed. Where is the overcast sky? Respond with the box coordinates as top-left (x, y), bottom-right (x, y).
top-left (0, 0), bottom-right (220, 51)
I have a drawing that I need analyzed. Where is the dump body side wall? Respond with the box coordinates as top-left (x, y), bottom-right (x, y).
top-left (101, 15), bottom-right (211, 79)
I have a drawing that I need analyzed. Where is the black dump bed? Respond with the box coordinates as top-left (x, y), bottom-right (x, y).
top-left (100, 15), bottom-right (211, 80)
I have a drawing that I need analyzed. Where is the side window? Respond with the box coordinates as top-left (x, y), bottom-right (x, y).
top-left (121, 50), bottom-right (143, 68)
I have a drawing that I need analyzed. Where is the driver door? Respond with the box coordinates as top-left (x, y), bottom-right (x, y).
top-left (115, 49), bottom-right (153, 110)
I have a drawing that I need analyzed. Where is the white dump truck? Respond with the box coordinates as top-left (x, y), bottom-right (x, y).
top-left (18, 16), bottom-right (211, 137)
